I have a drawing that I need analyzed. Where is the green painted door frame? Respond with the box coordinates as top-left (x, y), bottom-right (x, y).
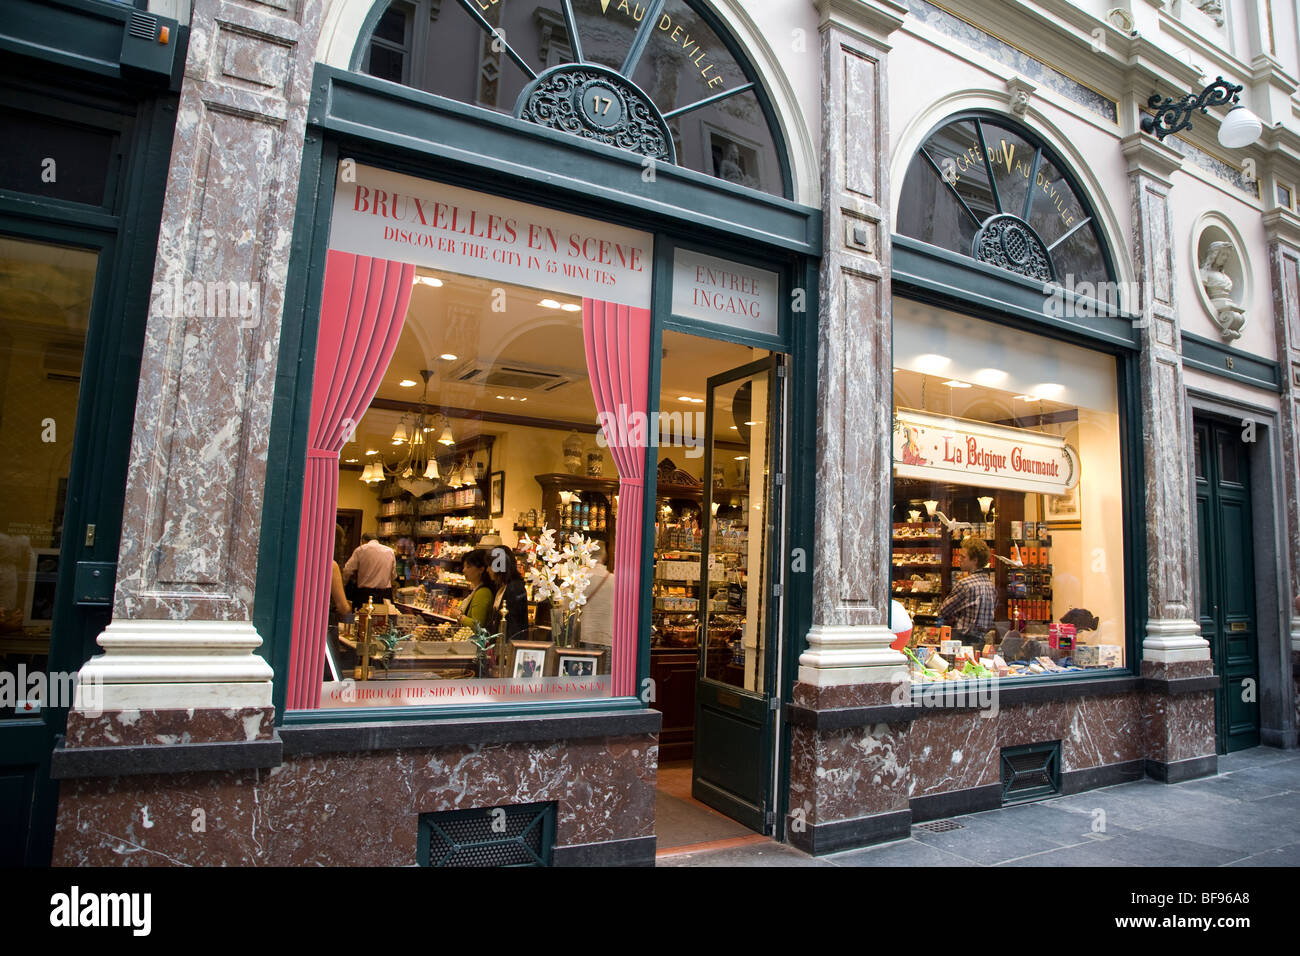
top-left (0, 30), bottom-right (179, 865)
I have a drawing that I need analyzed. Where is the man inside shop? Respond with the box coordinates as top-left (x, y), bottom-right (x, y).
top-left (937, 537), bottom-right (997, 647)
top-left (343, 532), bottom-right (396, 606)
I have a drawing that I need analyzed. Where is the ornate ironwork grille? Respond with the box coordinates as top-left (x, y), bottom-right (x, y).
top-left (1000, 741), bottom-right (1062, 804)
top-left (898, 114), bottom-right (1113, 288)
top-left (418, 802), bottom-right (557, 867)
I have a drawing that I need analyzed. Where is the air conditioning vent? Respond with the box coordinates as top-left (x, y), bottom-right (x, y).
top-left (451, 361), bottom-right (575, 392)
top-left (128, 11), bottom-right (158, 41)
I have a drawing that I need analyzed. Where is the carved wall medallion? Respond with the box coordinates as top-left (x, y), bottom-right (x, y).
top-left (972, 214), bottom-right (1055, 282)
top-left (514, 64), bottom-right (676, 163)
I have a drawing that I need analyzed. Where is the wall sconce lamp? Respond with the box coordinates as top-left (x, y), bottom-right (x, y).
top-left (1141, 76), bottom-right (1262, 148)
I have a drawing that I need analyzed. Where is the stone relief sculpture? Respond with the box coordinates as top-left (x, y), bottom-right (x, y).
top-left (1194, 1), bottom-right (1225, 28)
top-left (1198, 240), bottom-right (1246, 341)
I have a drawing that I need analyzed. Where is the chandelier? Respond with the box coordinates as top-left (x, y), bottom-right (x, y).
top-left (360, 369), bottom-right (454, 495)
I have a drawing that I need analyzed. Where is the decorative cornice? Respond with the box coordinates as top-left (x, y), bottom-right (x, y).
top-left (817, 0), bottom-right (909, 48)
top-left (1121, 131), bottom-right (1184, 184)
top-left (1250, 53), bottom-right (1299, 94)
top-left (1263, 207), bottom-right (1300, 249)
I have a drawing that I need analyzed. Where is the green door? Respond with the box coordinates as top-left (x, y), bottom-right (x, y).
top-left (1193, 418), bottom-right (1260, 753)
top-left (0, 83), bottom-right (171, 864)
top-left (692, 356), bottom-right (783, 832)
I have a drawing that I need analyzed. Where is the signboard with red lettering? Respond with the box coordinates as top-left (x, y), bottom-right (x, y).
top-left (893, 408), bottom-right (1080, 495)
top-left (671, 248), bottom-right (779, 336)
top-left (329, 163), bottom-right (652, 306)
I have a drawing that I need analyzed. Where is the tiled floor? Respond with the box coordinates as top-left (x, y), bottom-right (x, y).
top-left (658, 747), bottom-right (1300, 867)
top-left (654, 760), bottom-right (760, 852)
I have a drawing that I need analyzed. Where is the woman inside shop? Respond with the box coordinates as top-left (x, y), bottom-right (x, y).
top-left (936, 537), bottom-right (998, 647)
top-left (487, 545), bottom-right (529, 642)
top-left (458, 550), bottom-right (495, 630)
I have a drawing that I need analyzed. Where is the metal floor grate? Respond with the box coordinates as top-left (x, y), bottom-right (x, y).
top-left (915, 819), bottom-right (965, 833)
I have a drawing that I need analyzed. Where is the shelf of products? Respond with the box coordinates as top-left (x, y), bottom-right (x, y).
top-left (890, 486), bottom-right (1057, 644)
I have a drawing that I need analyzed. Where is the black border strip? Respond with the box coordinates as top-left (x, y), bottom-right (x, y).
top-left (50, 736), bottom-right (283, 779)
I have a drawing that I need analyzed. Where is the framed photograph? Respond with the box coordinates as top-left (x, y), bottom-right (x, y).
top-left (555, 647), bottom-right (603, 678)
top-left (490, 470), bottom-right (505, 517)
top-left (1041, 486), bottom-right (1081, 529)
top-left (510, 640), bottom-right (553, 679)
top-left (23, 548), bottom-right (59, 629)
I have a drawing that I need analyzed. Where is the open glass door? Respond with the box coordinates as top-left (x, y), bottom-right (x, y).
top-left (692, 355), bottom-right (782, 831)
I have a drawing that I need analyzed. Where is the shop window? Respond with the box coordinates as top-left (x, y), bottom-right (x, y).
top-left (355, 0), bottom-right (787, 197)
top-left (285, 162), bottom-right (653, 710)
top-left (898, 115), bottom-right (1112, 290)
top-left (891, 299), bottom-right (1127, 681)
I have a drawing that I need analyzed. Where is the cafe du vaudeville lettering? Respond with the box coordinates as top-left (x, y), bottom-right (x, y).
top-left (351, 184), bottom-right (645, 289)
top-left (474, 0), bottom-right (727, 89)
top-left (952, 136), bottom-right (1078, 229)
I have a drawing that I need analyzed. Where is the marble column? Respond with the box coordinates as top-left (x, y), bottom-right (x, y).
top-left (1122, 133), bottom-right (1213, 670)
top-left (69, 0), bottom-right (324, 741)
top-left (1262, 209), bottom-right (1300, 731)
top-left (799, 0), bottom-right (910, 692)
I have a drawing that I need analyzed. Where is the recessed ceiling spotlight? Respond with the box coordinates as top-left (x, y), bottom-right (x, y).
top-left (942, 380), bottom-right (972, 388)
top-left (344, 458), bottom-right (359, 463)
top-left (413, 276), bottom-right (443, 287)
top-left (398, 379), bottom-right (417, 387)
top-left (539, 299), bottom-right (562, 309)
top-left (560, 303), bottom-right (582, 312)
top-left (439, 353), bottom-right (458, 361)
top-left (364, 449), bottom-right (379, 455)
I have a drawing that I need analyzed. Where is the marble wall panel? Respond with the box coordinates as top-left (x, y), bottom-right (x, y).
top-left (788, 723), bottom-right (910, 824)
top-left (53, 735), bottom-right (656, 866)
top-left (65, 706), bottom-right (275, 747)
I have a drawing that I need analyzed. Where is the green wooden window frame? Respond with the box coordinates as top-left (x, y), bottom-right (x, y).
top-left (257, 65), bottom-right (820, 726)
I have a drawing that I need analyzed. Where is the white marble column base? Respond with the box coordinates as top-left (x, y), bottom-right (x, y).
top-left (1142, 618), bottom-right (1211, 663)
top-left (74, 619), bottom-right (274, 712)
top-left (798, 623), bottom-right (909, 686)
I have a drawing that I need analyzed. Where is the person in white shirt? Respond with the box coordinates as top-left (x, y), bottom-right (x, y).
top-left (578, 541), bottom-right (614, 654)
top-left (343, 533), bottom-right (396, 605)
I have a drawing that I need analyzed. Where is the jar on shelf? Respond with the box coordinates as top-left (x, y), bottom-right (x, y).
top-left (563, 430), bottom-right (583, 475)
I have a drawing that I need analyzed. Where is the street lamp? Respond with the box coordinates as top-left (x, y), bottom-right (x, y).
top-left (1141, 76), bottom-right (1262, 148)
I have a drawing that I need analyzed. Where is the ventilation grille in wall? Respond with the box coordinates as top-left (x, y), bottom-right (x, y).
top-left (418, 802), bottom-right (556, 867)
top-left (1000, 741), bottom-right (1062, 805)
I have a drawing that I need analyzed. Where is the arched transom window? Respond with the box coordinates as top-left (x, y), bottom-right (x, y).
top-left (357, 0), bottom-right (789, 197)
top-left (898, 114), bottom-right (1113, 288)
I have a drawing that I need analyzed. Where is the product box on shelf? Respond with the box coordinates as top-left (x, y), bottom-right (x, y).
top-left (1074, 643), bottom-right (1122, 667)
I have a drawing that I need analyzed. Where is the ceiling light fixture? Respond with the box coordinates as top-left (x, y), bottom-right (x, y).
top-left (942, 380), bottom-right (972, 388)
top-left (413, 275), bottom-right (444, 287)
top-left (439, 353), bottom-right (458, 361)
top-left (364, 370), bottom-right (454, 492)
top-left (398, 379), bottom-right (417, 388)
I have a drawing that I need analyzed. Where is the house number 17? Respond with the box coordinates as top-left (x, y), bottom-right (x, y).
top-left (592, 94), bottom-right (613, 115)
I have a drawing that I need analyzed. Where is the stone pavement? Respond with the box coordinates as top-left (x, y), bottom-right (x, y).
top-left (657, 746), bottom-right (1300, 867)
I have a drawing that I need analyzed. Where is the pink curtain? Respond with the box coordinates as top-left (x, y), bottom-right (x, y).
top-left (582, 300), bottom-right (652, 698)
top-left (287, 251), bottom-right (415, 709)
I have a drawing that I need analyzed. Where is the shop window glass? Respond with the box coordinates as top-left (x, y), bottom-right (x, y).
top-left (287, 162), bottom-right (653, 710)
top-left (357, 0), bottom-right (786, 196)
top-left (0, 237), bottom-right (97, 689)
top-left (898, 115), bottom-right (1110, 290)
top-left (891, 298), bottom-right (1127, 680)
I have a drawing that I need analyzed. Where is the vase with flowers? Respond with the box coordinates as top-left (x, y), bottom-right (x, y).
top-left (518, 526), bottom-right (599, 648)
